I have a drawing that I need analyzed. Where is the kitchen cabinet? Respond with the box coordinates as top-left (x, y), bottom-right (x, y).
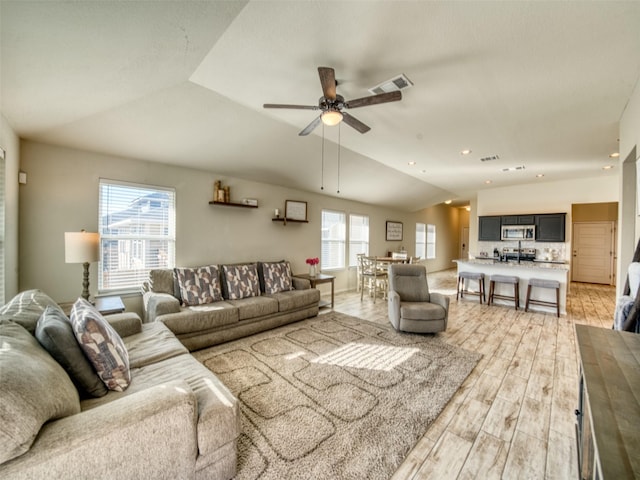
top-left (501, 215), bottom-right (535, 225)
top-left (535, 213), bottom-right (566, 242)
top-left (478, 216), bottom-right (502, 241)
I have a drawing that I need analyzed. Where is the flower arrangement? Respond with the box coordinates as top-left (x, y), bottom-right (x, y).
top-left (305, 257), bottom-right (319, 266)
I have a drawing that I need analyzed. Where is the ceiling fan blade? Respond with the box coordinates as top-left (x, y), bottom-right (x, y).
top-left (299, 115), bottom-right (322, 136)
top-left (345, 91), bottom-right (402, 109)
top-left (263, 103), bottom-right (318, 110)
top-left (318, 67), bottom-right (337, 101)
top-left (342, 112), bottom-right (371, 134)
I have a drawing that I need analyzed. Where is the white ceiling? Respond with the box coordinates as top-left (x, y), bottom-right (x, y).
top-left (2, 1), bottom-right (639, 211)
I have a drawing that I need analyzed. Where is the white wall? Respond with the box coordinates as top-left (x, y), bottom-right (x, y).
top-left (18, 140), bottom-right (460, 314)
top-left (0, 114), bottom-right (20, 301)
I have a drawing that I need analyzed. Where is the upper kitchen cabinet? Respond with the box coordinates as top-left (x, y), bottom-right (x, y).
top-left (535, 213), bottom-right (566, 242)
top-left (502, 215), bottom-right (536, 225)
top-left (478, 216), bottom-right (502, 241)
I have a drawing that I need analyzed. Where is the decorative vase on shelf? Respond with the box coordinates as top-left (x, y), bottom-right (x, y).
top-left (309, 265), bottom-right (317, 277)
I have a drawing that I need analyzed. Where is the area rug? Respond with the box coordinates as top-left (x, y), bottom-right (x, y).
top-left (193, 312), bottom-right (481, 480)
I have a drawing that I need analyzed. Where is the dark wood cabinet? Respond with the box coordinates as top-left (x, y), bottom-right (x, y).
top-left (478, 216), bottom-right (502, 241)
top-left (535, 213), bottom-right (566, 242)
top-left (502, 215), bottom-right (535, 225)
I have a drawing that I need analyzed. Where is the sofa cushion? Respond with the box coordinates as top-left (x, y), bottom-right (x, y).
top-left (148, 268), bottom-right (176, 295)
top-left (35, 306), bottom-right (108, 398)
top-left (260, 261), bottom-right (293, 295)
top-left (0, 322), bottom-right (81, 464)
top-left (174, 265), bottom-right (223, 306)
top-left (228, 296), bottom-right (279, 320)
top-left (157, 302), bottom-right (239, 335)
top-left (70, 298), bottom-right (131, 392)
top-left (0, 289), bottom-right (64, 334)
top-left (269, 288), bottom-right (321, 312)
top-left (223, 263), bottom-right (260, 300)
top-left (124, 322), bottom-right (189, 369)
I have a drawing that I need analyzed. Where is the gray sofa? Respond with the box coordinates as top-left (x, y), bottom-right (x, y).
top-left (0, 290), bottom-right (239, 480)
top-left (142, 261), bottom-right (321, 351)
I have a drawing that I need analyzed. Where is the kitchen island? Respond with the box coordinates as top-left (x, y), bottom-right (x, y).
top-left (453, 258), bottom-right (570, 315)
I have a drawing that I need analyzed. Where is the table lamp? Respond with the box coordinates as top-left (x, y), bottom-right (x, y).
top-left (65, 230), bottom-right (100, 300)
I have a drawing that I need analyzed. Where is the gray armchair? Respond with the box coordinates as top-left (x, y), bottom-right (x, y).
top-left (387, 264), bottom-right (449, 333)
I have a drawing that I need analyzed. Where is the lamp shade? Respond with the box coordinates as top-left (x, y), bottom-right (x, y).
top-left (65, 231), bottom-right (99, 264)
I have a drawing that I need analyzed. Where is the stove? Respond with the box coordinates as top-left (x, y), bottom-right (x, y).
top-left (501, 247), bottom-right (536, 261)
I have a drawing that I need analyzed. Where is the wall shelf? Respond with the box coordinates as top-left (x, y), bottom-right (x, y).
top-left (209, 201), bottom-right (258, 209)
top-left (272, 218), bottom-right (308, 224)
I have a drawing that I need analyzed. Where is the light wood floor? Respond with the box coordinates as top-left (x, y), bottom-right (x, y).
top-left (324, 268), bottom-right (616, 479)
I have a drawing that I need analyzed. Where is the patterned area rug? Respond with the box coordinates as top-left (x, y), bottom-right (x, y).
top-left (194, 313), bottom-right (481, 480)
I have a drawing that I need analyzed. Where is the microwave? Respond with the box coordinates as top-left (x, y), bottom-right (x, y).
top-left (501, 225), bottom-right (535, 241)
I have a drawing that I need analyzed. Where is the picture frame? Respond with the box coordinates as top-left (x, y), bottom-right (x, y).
top-left (285, 200), bottom-right (308, 221)
top-left (386, 221), bottom-right (403, 241)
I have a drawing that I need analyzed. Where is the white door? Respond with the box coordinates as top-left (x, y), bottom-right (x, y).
top-left (572, 222), bottom-right (615, 284)
top-left (460, 227), bottom-right (469, 259)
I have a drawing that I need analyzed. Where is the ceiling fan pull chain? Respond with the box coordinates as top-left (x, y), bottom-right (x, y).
top-left (321, 123), bottom-right (325, 191)
top-left (337, 123), bottom-right (341, 194)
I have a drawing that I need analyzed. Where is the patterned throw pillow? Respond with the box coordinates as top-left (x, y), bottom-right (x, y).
top-left (261, 261), bottom-right (293, 295)
top-left (69, 298), bottom-right (130, 392)
top-left (223, 264), bottom-right (261, 300)
top-left (174, 265), bottom-right (223, 306)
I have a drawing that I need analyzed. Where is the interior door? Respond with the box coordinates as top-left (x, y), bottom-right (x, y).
top-left (572, 222), bottom-right (615, 284)
top-left (460, 227), bottom-right (469, 259)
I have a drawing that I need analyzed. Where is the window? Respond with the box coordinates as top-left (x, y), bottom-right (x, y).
top-left (99, 180), bottom-right (176, 292)
top-left (348, 214), bottom-right (369, 267)
top-left (416, 223), bottom-right (426, 259)
top-left (427, 224), bottom-right (436, 259)
top-left (321, 210), bottom-right (346, 270)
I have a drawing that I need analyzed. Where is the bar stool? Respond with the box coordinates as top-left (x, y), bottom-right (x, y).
top-left (525, 278), bottom-right (560, 317)
top-left (488, 275), bottom-right (520, 310)
top-left (456, 272), bottom-right (486, 304)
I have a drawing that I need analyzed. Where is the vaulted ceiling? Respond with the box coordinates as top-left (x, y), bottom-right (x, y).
top-left (2, 1), bottom-right (639, 211)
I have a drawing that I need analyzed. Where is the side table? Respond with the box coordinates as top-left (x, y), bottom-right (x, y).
top-left (95, 295), bottom-right (126, 315)
top-left (295, 273), bottom-right (335, 309)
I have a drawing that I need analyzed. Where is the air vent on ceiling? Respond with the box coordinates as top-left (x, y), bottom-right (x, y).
top-left (501, 165), bottom-right (526, 172)
top-left (480, 155), bottom-right (500, 162)
top-left (368, 73), bottom-right (413, 95)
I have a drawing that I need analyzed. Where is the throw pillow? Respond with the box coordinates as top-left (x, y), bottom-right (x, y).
top-left (0, 289), bottom-right (64, 334)
top-left (261, 261), bottom-right (293, 295)
top-left (35, 306), bottom-right (108, 398)
top-left (174, 265), bottom-right (223, 306)
top-left (0, 322), bottom-right (80, 464)
top-left (69, 298), bottom-right (131, 392)
top-left (223, 263), bottom-right (261, 300)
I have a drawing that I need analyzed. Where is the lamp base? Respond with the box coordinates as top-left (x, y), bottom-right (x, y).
top-left (82, 262), bottom-right (91, 300)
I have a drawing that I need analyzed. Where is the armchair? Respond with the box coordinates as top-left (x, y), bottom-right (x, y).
top-left (387, 264), bottom-right (449, 333)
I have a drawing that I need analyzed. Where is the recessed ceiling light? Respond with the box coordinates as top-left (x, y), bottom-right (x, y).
top-left (460, 149), bottom-right (472, 155)
top-left (536, 174), bottom-right (544, 178)
top-left (465, 206), bottom-right (471, 211)
top-left (609, 152), bottom-right (620, 158)
top-left (408, 161), bottom-right (416, 166)
top-left (444, 200), bottom-right (452, 205)
top-left (485, 180), bottom-right (492, 184)
top-left (602, 165), bottom-right (614, 170)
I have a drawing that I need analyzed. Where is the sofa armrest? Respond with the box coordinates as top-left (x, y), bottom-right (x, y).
top-left (0, 380), bottom-right (198, 479)
top-left (106, 312), bottom-right (142, 337)
top-left (143, 291), bottom-right (181, 323)
top-left (430, 292), bottom-right (450, 323)
top-left (388, 290), bottom-right (401, 327)
top-left (292, 277), bottom-right (311, 290)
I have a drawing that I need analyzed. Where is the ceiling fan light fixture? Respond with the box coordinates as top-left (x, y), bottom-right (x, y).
top-left (321, 110), bottom-right (343, 126)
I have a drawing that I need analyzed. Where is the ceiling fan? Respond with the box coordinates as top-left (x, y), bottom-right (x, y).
top-left (263, 66), bottom-right (402, 136)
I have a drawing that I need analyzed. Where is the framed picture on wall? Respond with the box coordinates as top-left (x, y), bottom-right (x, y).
top-left (285, 200), bottom-right (307, 221)
top-left (386, 221), bottom-right (403, 241)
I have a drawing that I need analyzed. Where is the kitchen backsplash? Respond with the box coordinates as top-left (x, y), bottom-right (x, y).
top-left (476, 241), bottom-right (567, 261)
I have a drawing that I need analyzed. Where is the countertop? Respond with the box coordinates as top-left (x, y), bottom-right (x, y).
top-left (454, 258), bottom-right (570, 270)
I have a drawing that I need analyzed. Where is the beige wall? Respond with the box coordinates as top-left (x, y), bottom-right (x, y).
top-left (18, 140), bottom-right (460, 314)
top-left (0, 114), bottom-right (20, 301)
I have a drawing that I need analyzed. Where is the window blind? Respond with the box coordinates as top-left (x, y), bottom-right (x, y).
top-left (349, 214), bottom-right (369, 267)
top-left (416, 223), bottom-right (426, 259)
top-left (321, 210), bottom-right (346, 270)
top-left (98, 180), bottom-right (175, 292)
top-left (427, 224), bottom-right (436, 259)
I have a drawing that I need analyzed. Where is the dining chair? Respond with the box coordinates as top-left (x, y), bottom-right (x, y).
top-left (359, 255), bottom-right (388, 302)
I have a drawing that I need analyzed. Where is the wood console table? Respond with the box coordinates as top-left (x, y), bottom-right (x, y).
top-left (295, 273), bottom-right (335, 309)
top-left (575, 324), bottom-right (640, 479)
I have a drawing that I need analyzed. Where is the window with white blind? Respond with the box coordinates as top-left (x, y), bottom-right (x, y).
top-left (321, 210), bottom-right (346, 270)
top-left (427, 224), bottom-right (436, 259)
top-left (416, 223), bottom-right (426, 260)
top-left (348, 214), bottom-right (369, 267)
top-left (99, 180), bottom-right (175, 292)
